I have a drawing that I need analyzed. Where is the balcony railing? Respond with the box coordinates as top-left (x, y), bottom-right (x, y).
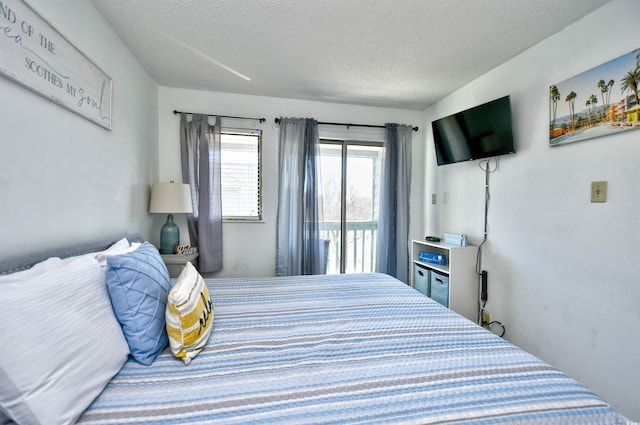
top-left (319, 221), bottom-right (377, 274)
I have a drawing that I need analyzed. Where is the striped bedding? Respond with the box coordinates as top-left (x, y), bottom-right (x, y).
top-left (79, 273), bottom-right (626, 424)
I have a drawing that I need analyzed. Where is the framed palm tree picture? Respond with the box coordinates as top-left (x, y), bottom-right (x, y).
top-left (549, 48), bottom-right (640, 146)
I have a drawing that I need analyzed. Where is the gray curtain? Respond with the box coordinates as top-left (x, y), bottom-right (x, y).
top-left (180, 113), bottom-right (223, 272)
top-left (275, 117), bottom-right (325, 276)
top-left (376, 123), bottom-right (412, 282)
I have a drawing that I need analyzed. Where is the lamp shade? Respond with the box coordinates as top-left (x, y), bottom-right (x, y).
top-left (149, 182), bottom-right (193, 214)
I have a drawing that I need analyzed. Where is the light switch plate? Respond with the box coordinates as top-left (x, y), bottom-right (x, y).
top-left (591, 181), bottom-right (607, 203)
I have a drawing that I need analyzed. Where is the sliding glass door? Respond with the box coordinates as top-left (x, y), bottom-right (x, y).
top-left (319, 141), bottom-right (383, 274)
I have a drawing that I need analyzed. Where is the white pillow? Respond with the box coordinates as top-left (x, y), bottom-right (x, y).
top-left (0, 256), bottom-right (129, 425)
top-left (0, 257), bottom-right (63, 283)
top-left (59, 237), bottom-right (139, 268)
top-left (94, 239), bottom-right (141, 268)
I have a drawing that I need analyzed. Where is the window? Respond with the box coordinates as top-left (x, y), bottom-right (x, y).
top-left (319, 140), bottom-right (383, 273)
top-left (220, 129), bottom-right (262, 221)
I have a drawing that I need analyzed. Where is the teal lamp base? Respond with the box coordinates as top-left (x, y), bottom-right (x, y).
top-left (159, 214), bottom-right (180, 254)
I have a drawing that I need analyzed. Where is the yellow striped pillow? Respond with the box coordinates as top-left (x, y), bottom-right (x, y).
top-left (165, 262), bottom-right (213, 364)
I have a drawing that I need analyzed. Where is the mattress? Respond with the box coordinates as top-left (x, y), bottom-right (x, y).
top-left (78, 273), bottom-right (626, 424)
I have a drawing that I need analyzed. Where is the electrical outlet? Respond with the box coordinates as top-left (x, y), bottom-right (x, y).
top-left (482, 311), bottom-right (490, 325)
top-left (591, 181), bottom-right (607, 203)
top-left (431, 194), bottom-right (437, 204)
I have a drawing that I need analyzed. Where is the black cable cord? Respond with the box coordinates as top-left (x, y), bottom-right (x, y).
top-left (476, 160), bottom-right (492, 324)
top-left (480, 296), bottom-right (505, 337)
top-left (476, 158), bottom-right (506, 338)
top-left (475, 159), bottom-right (496, 275)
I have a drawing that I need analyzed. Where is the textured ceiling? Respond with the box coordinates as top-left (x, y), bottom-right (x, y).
top-left (90, 0), bottom-right (609, 111)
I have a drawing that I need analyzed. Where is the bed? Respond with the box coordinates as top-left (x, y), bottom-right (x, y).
top-left (0, 236), bottom-right (629, 425)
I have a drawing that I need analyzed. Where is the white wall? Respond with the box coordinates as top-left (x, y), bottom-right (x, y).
top-left (158, 87), bottom-right (424, 278)
top-left (0, 0), bottom-right (159, 257)
top-left (425, 0), bottom-right (639, 419)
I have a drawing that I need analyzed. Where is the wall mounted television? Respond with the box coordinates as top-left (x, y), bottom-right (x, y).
top-left (431, 95), bottom-right (515, 166)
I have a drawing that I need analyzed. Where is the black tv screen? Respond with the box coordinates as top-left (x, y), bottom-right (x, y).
top-left (431, 96), bottom-right (515, 166)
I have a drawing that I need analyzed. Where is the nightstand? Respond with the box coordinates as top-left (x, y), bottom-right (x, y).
top-left (161, 253), bottom-right (199, 278)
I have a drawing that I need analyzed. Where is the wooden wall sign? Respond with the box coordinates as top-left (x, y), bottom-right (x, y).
top-left (0, 0), bottom-right (112, 129)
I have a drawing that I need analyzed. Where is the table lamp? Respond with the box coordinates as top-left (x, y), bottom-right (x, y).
top-left (149, 181), bottom-right (193, 254)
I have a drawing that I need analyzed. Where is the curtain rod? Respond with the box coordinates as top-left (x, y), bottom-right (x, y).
top-left (173, 110), bottom-right (266, 123)
top-left (274, 117), bottom-right (418, 132)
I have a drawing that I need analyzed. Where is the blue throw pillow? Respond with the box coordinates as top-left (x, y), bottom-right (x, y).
top-left (106, 242), bottom-right (172, 365)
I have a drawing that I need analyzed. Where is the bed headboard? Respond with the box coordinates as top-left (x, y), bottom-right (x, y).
top-left (0, 234), bottom-right (145, 275)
